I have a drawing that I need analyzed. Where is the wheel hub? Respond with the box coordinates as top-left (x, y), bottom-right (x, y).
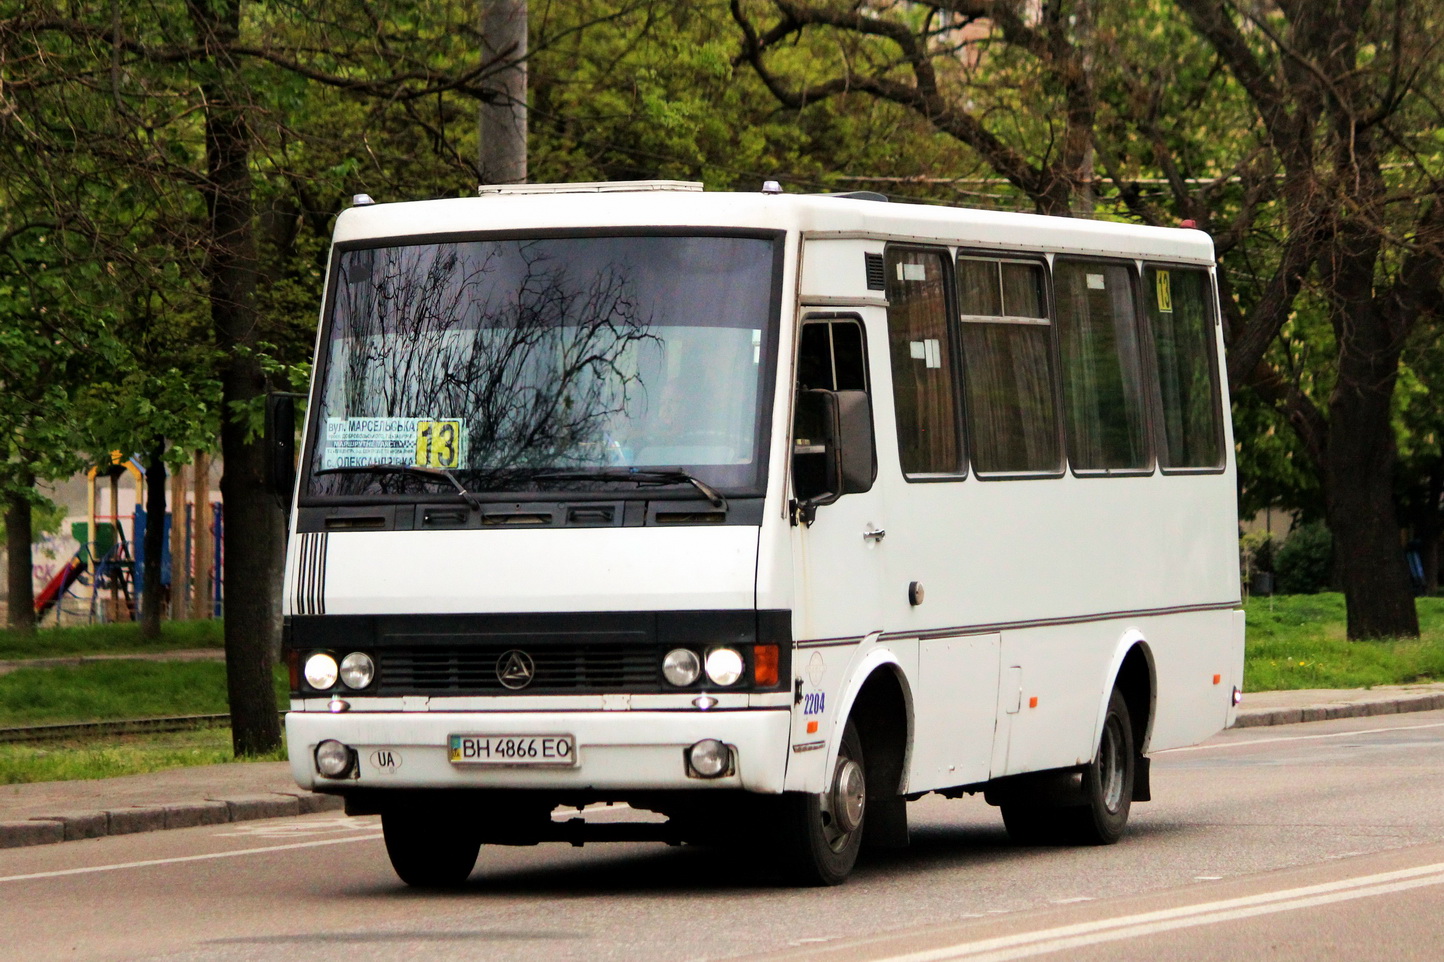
top-left (831, 757), bottom-right (866, 834)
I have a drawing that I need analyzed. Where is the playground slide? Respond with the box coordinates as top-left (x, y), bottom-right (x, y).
top-left (35, 553), bottom-right (86, 617)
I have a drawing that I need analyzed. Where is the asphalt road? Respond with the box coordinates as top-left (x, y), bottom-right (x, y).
top-left (3, 711), bottom-right (1443, 962)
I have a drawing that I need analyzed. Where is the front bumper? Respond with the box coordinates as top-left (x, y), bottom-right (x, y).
top-left (286, 709), bottom-right (792, 795)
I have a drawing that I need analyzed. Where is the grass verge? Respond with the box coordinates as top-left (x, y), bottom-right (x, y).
top-left (0, 727), bottom-right (287, 784)
top-left (0, 659), bottom-right (291, 783)
top-left (1244, 593), bottom-right (1444, 691)
top-left (0, 660), bottom-right (289, 727)
top-left (0, 620), bottom-right (224, 660)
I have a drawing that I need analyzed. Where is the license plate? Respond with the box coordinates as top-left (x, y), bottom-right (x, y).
top-left (448, 734), bottom-right (577, 766)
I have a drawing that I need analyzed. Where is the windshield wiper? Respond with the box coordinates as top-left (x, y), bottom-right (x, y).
top-left (534, 468), bottom-right (727, 510)
top-left (315, 463), bottom-right (481, 510)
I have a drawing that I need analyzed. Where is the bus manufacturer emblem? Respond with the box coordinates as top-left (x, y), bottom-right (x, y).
top-left (496, 649), bottom-right (536, 689)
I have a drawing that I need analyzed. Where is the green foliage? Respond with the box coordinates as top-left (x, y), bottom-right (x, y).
top-left (1233, 389), bottom-right (1323, 523)
top-left (529, 1), bottom-right (969, 197)
top-left (1275, 522), bottom-right (1334, 595)
top-left (1244, 594), bottom-right (1444, 691)
top-left (0, 499), bottom-right (66, 545)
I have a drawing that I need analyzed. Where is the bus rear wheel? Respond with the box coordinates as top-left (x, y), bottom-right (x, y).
top-left (775, 718), bottom-right (866, 885)
top-left (1001, 689), bottom-right (1134, 846)
top-left (1062, 688), bottom-right (1134, 844)
top-left (382, 808), bottom-right (482, 888)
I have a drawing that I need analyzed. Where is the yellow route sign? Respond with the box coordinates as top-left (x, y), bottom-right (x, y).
top-left (415, 419), bottom-right (463, 469)
top-left (1155, 269), bottom-right (1173, 313)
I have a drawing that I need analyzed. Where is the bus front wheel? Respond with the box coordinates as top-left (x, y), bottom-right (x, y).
top-left (382, 808), bottom-right (482, 888)
top-left (776, 718), bottom-right (867, 885)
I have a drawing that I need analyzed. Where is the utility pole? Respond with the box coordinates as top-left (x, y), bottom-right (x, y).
top-left (480, 0), bottom-right (528, 185)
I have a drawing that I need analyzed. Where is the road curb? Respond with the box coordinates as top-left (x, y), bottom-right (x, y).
top-left (0, 791), bottom-right (343, 850)
top-left (1232, 691), bottom-right (1444, 728)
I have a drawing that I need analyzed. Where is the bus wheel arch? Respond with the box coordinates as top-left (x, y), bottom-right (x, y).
top-left (1111, 636), bottom-right (1155, 802)
top-left (842, 660), bottom-right (911, 851)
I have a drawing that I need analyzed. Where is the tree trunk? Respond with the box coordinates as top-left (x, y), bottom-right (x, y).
top-left (1324, 331), bottom-right (1419, 639)
top-left (140, 442), bottom-right (166, 640)
top-left (4, 473), bottom-right (36, 634)
top-left (191, 0), bottom-right (282, 755)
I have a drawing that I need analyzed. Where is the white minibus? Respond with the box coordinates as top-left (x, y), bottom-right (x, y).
top-left (280, 181), bottom-right (1243, 886)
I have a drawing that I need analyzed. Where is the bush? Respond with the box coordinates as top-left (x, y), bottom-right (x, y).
top-left (1240, 530), bottom-right (1275, 573)
top-left (1275, 521), bottom-right (1333, 594)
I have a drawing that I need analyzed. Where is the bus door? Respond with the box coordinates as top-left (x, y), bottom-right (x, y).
top-left (788, 313), bottom-right (886, 645)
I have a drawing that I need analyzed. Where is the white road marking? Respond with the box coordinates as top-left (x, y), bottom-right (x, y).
top-left (870, 861), bottom-right (1444, 962)
top-left (0, 833), bottom-right (383, 884)
top-left (213, 816), bottom-right (375, 838)
top-left (1158, 720), bottom-right (1444, 754)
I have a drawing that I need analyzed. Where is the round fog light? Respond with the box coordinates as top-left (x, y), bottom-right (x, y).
top-left (705, 647), bottom-right (744, 686)
top-left (663, 648), bottom-right (702, 686)
top-left (315, 739), bottom-right (354, 778)
top-left (339, 651), bottom-right (375, 689)
top-left (688, 738), bottom-right (731, 778)
top-left (303, 652), bottom-right (339, 690)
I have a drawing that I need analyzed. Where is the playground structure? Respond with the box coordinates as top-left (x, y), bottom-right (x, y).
top-left (33, 453), bottom-right (224, 625)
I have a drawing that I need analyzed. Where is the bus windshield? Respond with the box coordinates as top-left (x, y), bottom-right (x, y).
top-left (305, 234), bottom-right (779, 499)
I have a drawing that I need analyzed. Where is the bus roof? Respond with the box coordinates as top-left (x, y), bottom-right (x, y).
top-left (333, 183), bottom-right (1216, 265)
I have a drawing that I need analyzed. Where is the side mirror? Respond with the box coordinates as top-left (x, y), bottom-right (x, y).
top-left (791, 388), bottom-right (875, 525)
top-left (833, 389), bottom-right (875, 495)
top-left (266, 392), bottom-right (302, 507)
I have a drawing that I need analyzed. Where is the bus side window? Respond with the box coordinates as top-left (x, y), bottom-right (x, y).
top-left (797, 319), bottom-right (867, 392)
top-left (1143, 266), bottom-right (1224, 469)
top-left (1054, 259), bottom-right (1151, 473)
top-left (885, 247), bottom-right (964, 477)
top-left (793, 319), bottom-right (874, 511)
top-left (957, 256), bottom-right (1062, 476)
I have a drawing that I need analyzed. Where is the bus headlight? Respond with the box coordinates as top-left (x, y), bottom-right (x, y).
top-left (303, 653), bottom-right (339, 690)
top-left (339, 652), bottom-right (375, 689)
top-left (705, 647), bottom-right (744, 687)
top-left (315, 739), bottom-right (355, 778)
top-left (687, 739), bottom-right (732, 778)
top-left (662, 648), bottom-right (702, 687)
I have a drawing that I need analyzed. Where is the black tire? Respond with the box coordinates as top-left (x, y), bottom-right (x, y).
top-left (1060, 688), bottom-right (1134, 845)
top-left (382, 808), bottom-right (481, 888)
top-left (1000, 689), bottom-right (1134, 846)
top-left (775, 718), bottom-right (867, 885)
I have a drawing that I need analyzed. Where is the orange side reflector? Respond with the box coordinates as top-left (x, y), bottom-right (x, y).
top-left (1213, 674), bottom-right (1222, 685)
top-left (753, 644), bottom-right (779, 688)
top-left (1028, 696), bottom-right (1038, 709)
top-left (806, 720), bottom-right (818, 734)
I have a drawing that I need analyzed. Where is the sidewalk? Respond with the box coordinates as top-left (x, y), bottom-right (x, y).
top-left (3, 684), bottom-right (1444, 851)
top-left (0, 761), bottom-right (340, 849)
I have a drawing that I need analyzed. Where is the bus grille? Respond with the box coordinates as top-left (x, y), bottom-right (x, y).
top-left (375, 646), bottom-right (658, 694)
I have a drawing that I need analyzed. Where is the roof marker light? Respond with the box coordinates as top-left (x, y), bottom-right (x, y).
top-left (762, 180), bottom-right (783, 194)
top-left (352, 194), bottom-right (375, 206)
